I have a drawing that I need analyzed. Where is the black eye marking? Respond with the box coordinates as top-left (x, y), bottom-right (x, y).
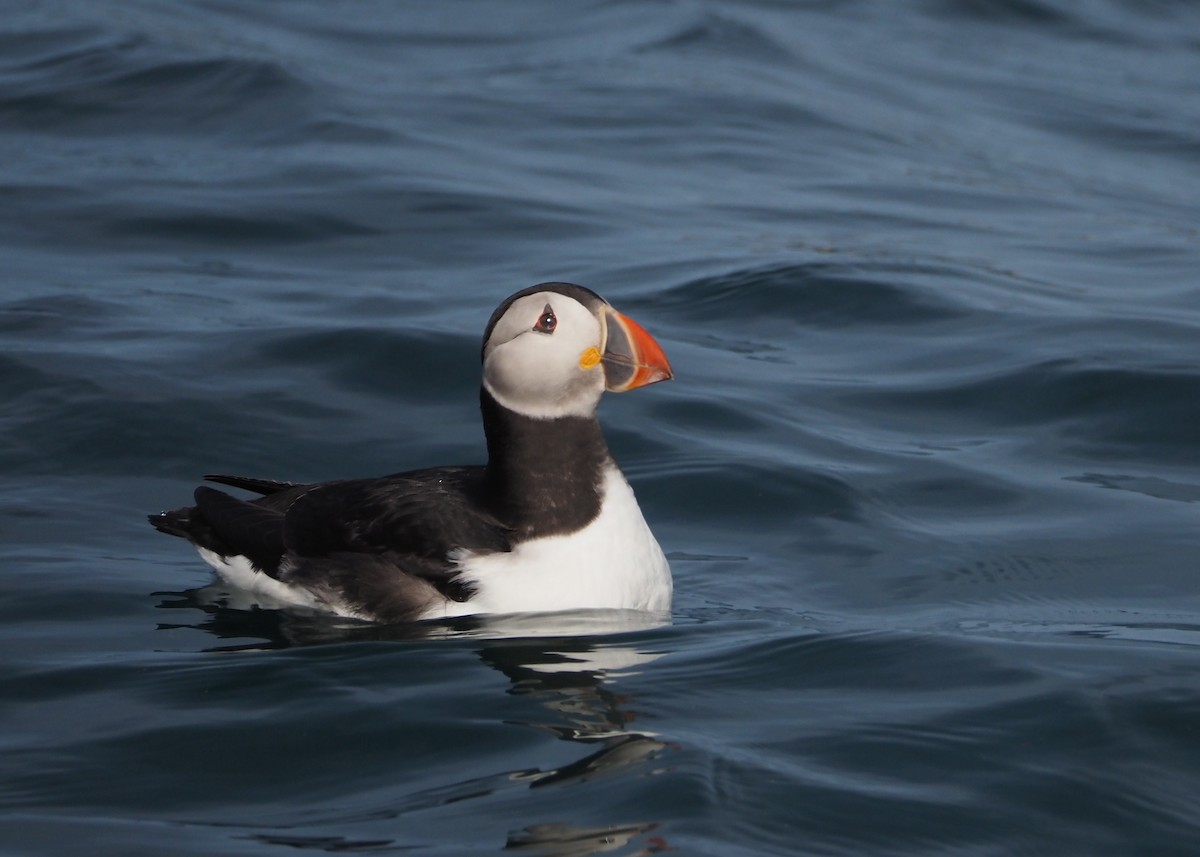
top-left (532, 303), bottom-right (557, 334)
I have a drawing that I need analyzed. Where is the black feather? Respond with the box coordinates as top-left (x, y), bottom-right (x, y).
top-left (279, 553), bottom-right (447, 623)
top-left (151, 464), bottom-right (513, 610)
top-left (192, 486), bottom-right (288, 574)
top-left (203, 474), bottom-right (300, 496)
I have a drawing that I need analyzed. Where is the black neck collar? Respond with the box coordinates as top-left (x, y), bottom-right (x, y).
top-left (480, 387), bottom-right (612, 540)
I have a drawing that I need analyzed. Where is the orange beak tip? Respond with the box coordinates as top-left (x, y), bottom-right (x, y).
top-left (604, 309), bottom-right (674, 392)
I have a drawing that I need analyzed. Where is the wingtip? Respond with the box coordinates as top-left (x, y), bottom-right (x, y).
top-left (203, 474), bottom-right (300, 496)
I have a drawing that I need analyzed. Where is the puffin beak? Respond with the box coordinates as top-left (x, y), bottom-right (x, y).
top-left (601, 308), bottom-right (674, 392)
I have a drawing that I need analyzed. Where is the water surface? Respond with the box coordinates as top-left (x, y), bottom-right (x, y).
top-left (2, 1), bottom-right (1199, 854)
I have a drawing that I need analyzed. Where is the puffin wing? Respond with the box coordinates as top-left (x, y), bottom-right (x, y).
top-left (156, 467), bottom-right (509, 622)
top-left (281, 467), bottom-right (508, 558)
top-left (203, 474), bottom-right (300, 496)
top-left (277, 466), bottom-right (510, 603)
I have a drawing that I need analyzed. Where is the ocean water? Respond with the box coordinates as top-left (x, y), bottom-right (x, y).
top-left (2, 1), bottom-right (1199, 854)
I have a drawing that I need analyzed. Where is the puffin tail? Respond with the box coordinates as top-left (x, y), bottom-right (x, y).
top-left (148, 506), bottom-right (195, 539)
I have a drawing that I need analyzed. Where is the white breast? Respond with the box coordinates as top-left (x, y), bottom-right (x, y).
top-left (429, 467), bottom-right (672, 619)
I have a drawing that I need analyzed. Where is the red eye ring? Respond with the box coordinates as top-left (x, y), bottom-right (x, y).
top-left (533, 303), bottom-right (556, 334)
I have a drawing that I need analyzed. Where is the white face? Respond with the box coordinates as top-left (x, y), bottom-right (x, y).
top-left (482, 291), bottom-right (607, 419)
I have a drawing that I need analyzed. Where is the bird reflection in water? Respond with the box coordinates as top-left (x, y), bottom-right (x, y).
top-left (156, 590), bottom-right (675, 856)
top-left (481, 635), bottom-right (674, 855)
top-left (506, 821), bottom-right (668, 855)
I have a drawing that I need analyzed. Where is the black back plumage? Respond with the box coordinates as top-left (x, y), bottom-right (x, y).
top-left (150, 466), bottom-right (511, 611)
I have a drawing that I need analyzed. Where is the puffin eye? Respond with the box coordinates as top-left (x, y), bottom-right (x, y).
top-left (532, 304), bottom-right (557, 334)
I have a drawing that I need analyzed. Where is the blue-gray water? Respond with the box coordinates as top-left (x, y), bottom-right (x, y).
top-left (3, 1), bottom-right (1199, 854)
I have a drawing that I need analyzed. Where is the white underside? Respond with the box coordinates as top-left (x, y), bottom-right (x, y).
top-left (430, 467), bottom-right (672, 619)
top-left (192, 467), bottom-right (672, 624)
top-left (196, 547), bottom-right (325, 612)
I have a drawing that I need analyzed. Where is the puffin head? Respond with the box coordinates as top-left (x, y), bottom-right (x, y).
top-left (481, 283), bottom-right (673, 419)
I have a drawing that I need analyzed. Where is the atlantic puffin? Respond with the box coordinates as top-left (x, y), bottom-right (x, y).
top-left (149, 283), bottom-right (674, 623)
